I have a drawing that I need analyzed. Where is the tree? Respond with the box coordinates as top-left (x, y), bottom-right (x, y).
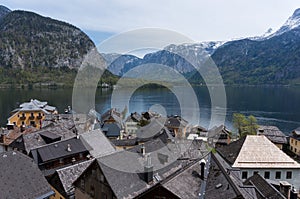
top-left (246, 115), bottom-right (258, 135)
top-left (233, 113), bottom-right (248, 137)
top-left (233, 113), bottom-right (258, 137)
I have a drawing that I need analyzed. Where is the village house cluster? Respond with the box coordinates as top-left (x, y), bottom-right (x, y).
top-left (0, 99), bottom-right (300, 199)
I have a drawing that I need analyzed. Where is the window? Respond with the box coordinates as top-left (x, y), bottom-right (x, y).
top-left (264, 171), bottom-right (270, 179)
top-left (80, 179), bottom-right (85, 189)
top-left (286, 171), bottom-right (292, 179)
top-left (296, 141), bottom-right (298, 146)
top-left (291, 139), bottom-right (294, 144)
top-left (31, 113), bottom-right (34, 117)
top-left (253, 171), bottom-right (259, 175)
top-left (295, 148), bottom-right (297, 153)
top-left (291, 146), bottom-right (294, 151)
top-left (30, 121), bottom-right (35, 126)
top-left (275, 171), bottom-right (281, 179)
top-left (242, 171), bottom-right (248, 179)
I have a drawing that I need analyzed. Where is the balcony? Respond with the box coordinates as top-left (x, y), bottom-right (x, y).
top-left (29, 115), bottom-right (35, 120)
top-left (20, 116), bottom-right (26, 120)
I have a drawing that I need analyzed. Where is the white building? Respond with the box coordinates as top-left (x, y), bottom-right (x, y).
top-left (232, 135), bottom-right (300, 190)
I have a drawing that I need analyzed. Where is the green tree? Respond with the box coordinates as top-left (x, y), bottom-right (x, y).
top-left (246, 115), bottom-right (258, 135)
top-left (233, 113), bottom-right (248, 137)
top-left (233, 113), bottom-right (258, 137)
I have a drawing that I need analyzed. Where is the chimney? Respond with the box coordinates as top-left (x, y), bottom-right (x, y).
top-left (66, 144), bottom-right (72, 152)
top-left (200, 159), bottom-right (206, 180)
top-left (290, 187), bottom-right (298, 199)
top-left (279, 181), bottom-right (291, 198)
top-left (141, 144), bottom-right (146, 156)
top-left (144, 154), bottom-right (153, 184)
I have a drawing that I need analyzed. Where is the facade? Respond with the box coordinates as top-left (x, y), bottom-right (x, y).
top-left (290, 127), bottom-right (300, 156)
top-left (7, 99), bottom-right (57, 129)
top-left (164, 115), bottom-right (188, 138)
top-left (232, 135), bottom-right (300, 190)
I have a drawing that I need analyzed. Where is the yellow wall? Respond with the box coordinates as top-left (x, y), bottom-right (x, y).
top-left (290, 137), bottom-right (300, 156)
top-left (49, 186), bottom-right (65, 199)
top-left (8, 111), bottom-right (46, 129)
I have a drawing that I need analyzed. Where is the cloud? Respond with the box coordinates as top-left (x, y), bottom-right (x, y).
top-left (2, 0), bottom-right (300, 42)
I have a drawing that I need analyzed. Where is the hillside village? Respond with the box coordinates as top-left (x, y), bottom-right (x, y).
top-left (0, 99), bottom-right (299, 199)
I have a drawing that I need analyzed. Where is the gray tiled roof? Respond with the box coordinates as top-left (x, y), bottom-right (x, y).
top-left (162, 161), bottom-right (203, 199)
top-left (80, 129), bottom-right (116, 158)
top-left (55, 159), bottom-right (94, 195)
top-left (102, 123), bottom-right (121, 137)
top-left (95, 137), bottom-right (205, 199)
top-left (217, 136), bottom-right (246, 165)
top-left (244, 174), bottom-right (286, 199)
top-left (31, 137), bottom-right (87, 163)
top-left (258, 125), bottom-right (287, 144)
top-left (0, 151), bottom-right (54, 199)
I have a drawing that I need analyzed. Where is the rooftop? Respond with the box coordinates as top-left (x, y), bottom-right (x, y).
top-left (232, 135), bottom-right (300, 168)
top-left (30, 137), bottom-right (88, 163)
top-left (257, 125), bottom-right (287, 144)
top-left (53, 159), bottom-right (94, 196)
top-left (0, 151), bottom-right (54, 199)
top-left (80, 129), bottom-right (116, 158)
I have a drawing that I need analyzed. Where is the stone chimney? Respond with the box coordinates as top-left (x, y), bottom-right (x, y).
top-left (290, 187), bottom-right (298, 199)
top-left (144, 154), bottom-right (153, 184)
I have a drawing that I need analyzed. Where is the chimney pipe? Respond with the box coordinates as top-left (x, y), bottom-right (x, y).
top-left (141, 144), bottom-right (146, 156)
top-left (67, 144), bottom-right (72, 152)
top-left (200, 159), bottom-right (206, 180)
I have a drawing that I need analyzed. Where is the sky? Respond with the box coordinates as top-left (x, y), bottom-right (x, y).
top-left (2, 0), bottom-right (300, 45)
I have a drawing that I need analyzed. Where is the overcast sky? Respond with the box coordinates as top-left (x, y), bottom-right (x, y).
top-left (2, 0), bottom-right (300, 44)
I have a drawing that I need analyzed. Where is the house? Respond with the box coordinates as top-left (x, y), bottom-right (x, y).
top-left (124, 112), bottom-right (142, 136)
top-left (73, 137), bottom-right (209, 199)
top-left (7, 99), bottom-right (57, 129)
top-left (220, 135), bottom-right (300, 190)
top-left (30, 137), bottom-right (90, 177)
top-left (9, 124), bottom-right (76, 154)
top-left (101, 108), bottom-right (123, 126)
top-left (290, 127), bottom-right (300, 156)
top-left (0, 151), bottom-right (54, 199)
top-left (257, 125), bottom-right (287, 150)
top-left (101, 123), bottom-right (122, 139)
top-left (210, 125), bottom-right (231, 146)
top-left (205, 152), bottom-right (286, 199)
top-left (49, 159), bottom-right (94, 199)
top-left (164, 115), bottom-right (188, 138)
top-left (0, 126), bottom-right (36, 152)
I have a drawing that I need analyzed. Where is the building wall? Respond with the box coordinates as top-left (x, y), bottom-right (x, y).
top-left (275, 143), bottom-right (283, 150)
top-left (49, 186), bottom-right (65, 199)
top-left (74, 162), bottom-right (116, 199)
top-left (9, 111), bottom-right (45, 129)
top-left (125, 121), bottom-right (138, 135)
top-left (290, 137), bottom-right (300, 156)
top-left (240, 168), bottom-right (300, 190)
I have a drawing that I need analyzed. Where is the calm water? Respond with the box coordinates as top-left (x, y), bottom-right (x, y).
top-left (1, 86), bottom-right (300, 134)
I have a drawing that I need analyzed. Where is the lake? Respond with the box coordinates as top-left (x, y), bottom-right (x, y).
top-left (1, 86), bottom-right (300, 135)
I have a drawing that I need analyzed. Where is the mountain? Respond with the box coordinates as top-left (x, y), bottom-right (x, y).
top-left (211, 8), bottom-right (300, 84)
top-left (105, 8), bottom-right (300, 85)
top-left (0, 10), bottom-right (95, 69)
top-left (0, 5), bottom-right (10, 20)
